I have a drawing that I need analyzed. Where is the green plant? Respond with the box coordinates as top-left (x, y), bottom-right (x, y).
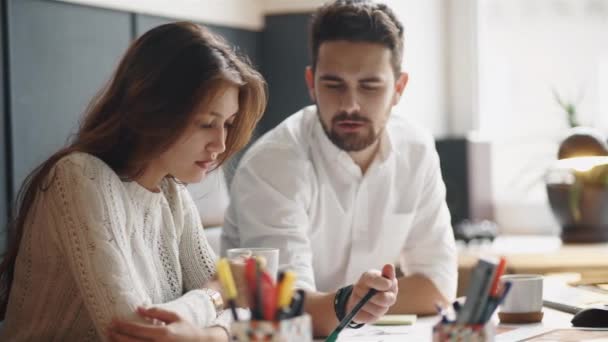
top-left (569, 164), bottom-right (608, 222)
top-left (553, 88), bottom-right (584, 128)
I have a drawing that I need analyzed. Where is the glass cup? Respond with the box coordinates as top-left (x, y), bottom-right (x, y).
top-left (226, 247), bottom-right (279, 282)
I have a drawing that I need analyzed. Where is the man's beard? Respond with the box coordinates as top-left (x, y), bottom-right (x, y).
top-left (319, 108), bottom-right (380, 152)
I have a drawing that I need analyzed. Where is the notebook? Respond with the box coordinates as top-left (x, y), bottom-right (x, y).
top-left (543, 278), bottom-right (608, 314)
top-left (522, 329), bottom-right (608, 341)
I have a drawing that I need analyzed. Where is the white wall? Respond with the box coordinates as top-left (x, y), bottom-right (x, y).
top-left (59, 0), bottom-right (266, 30)
top-left (478, 0), bottom-right (608, 138)
top-left (447, 0), bottom-right (480, 136)
top-left (384, 0), bottom-right (449, 137)
top-left (477, 0), bottom-right (608, 234)
top-left (262, 0), bottom-right (328, 14)
top-left (58, 0), bottom-right (328, 30)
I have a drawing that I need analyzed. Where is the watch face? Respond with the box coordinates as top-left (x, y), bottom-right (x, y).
top-left (206, 288), bottom-right (224, 312)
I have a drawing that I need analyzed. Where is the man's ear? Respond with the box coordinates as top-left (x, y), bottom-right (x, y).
top-left (305, 66), bottom-right (316, 102)
top-left (392, 72), bottom-right (409, 106)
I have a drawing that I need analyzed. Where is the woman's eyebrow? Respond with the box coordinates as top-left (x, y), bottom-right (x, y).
top-left (210, 111), bottom-right (238, 119)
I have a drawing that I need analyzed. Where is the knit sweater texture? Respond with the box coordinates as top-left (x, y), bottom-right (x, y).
top-left (1, 152), bottom-right (227, 341)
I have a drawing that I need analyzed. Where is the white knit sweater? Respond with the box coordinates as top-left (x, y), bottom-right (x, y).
top-left (1, 152), bottom-right (228, 341)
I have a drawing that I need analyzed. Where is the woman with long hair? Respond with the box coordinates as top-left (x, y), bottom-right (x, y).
top-left (0, 21), bottom-right (266, 341)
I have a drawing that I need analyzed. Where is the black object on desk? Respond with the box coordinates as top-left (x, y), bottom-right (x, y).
top-left (571, 306), bottom-right (608, 328)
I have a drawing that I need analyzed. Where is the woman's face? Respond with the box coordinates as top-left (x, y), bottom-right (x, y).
top-left (158, 85), bottom-right (239, 184)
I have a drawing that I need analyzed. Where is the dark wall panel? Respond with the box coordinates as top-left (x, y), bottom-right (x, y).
top-left (134, 15), bottom-right (262, 69)
top-left (212, 26), bottom-right (261, 69)
top-left (0, 0), bottom-right (7, 250)
top-left (260, 14), bottom-right (311, 134)
top-left (7, 0), bottom-right (131, 194)
top-left (135, 14), bottom-right (311, 137)
top-left (436, 138), bottom-right (470, 226)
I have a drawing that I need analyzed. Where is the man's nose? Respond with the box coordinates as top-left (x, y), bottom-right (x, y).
top-left (339, 90), bottom-right (360, 114)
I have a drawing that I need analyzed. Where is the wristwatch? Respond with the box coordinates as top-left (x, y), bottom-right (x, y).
top-left (204, 288), bottom-right (225, 317)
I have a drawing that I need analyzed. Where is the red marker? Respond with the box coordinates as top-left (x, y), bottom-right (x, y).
top-left (489, 257), bottom-right (507, 297)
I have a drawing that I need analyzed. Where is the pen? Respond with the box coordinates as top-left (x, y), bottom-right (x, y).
top-left (216, 258), bottom-right (239, 321)
top-left (292, 289), bottom-right (306, 316)
top-left (244, 258), bottom-right (262, 320)
top-left (480, 297), bottom-right (497, 324)
top-left (260, 271), bottom-right (277, 321)
top-left (277, 271), bottom-right (296, 308)
top-left (276, 271), bottom-right (296, 320)
top-left (249, 256), bottom-right (279, 321)
top-left (325, 288), bottom-right (378, 342)
top-left (497, 281), bottom-right (512, 306)
top-left (481, 281), bottom-right (512, 323)
top-left (255, 257), bottom-right (265, 320)
top-left (489, 257), bottom-right (507, 297)
top-left (280, 288), bottom-right (306, 320)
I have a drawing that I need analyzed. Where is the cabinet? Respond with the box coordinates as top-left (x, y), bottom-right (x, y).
top-left (7, 0), bottom-right (131, 193)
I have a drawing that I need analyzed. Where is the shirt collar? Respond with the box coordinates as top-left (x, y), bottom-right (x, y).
top-left (377, 126), bottom-right (394, 163)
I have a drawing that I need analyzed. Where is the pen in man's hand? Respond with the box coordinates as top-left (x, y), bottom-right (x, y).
top-left (325, 288), bottom-right (378, 342)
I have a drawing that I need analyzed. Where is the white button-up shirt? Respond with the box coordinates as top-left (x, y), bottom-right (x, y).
top-left (222, 106), bottom-right (457, 300)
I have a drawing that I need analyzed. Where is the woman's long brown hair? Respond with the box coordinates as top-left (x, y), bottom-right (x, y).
top-left (0, 22), bottom-right (266, 319)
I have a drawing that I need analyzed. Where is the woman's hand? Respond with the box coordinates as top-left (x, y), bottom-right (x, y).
top-left (348, 264), bottom-right (398, 324)
top-left (107, 307), bottom-right (229, 342)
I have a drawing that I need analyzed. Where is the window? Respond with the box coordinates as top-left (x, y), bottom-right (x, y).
top-left (476, 0), bottom-right (608, 233)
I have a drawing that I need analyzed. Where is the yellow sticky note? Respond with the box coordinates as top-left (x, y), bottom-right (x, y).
top-left (372, 314), bottom-right (417, 326)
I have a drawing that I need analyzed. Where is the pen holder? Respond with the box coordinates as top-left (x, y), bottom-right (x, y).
top-left (432, 322), bottom-right (495, 342)
top-left (231, 314), bottom-right (312, 342)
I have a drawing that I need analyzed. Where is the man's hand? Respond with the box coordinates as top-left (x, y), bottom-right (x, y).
top-left (107, 307), bottom-right (228, 342)
top-left (347, 264), bottom-right (398, 324)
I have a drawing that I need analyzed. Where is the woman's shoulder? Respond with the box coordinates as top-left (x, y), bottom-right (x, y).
top-left (56, 151), bottom-right (107, 167)
top-left (53, 152), bottom-right (120, 183)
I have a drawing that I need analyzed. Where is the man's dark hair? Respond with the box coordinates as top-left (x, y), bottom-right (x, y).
top-left (309, 0), bottom-right (404, 75)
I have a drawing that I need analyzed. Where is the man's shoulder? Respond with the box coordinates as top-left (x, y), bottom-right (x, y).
top-left (387, 114), bottom-right (435, 148)
top-left (230, 107), bottom-right (317, 197)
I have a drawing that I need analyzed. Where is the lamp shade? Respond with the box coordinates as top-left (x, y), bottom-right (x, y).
top-left (557, 127), bottom-right (608, 160)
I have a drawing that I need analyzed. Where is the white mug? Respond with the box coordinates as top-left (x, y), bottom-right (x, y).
top-left (226, 247), bottom-right (280, 281)
top-left (499, 274), bottom-right (543, 313)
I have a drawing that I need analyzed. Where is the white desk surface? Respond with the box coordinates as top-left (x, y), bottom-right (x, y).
top-left (314, 307), bottom-right (576, 341)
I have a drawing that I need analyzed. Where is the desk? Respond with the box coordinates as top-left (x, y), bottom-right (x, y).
top-left (313, 307), bottom-right (573, 341)
top-left (458, 235), bottom-right (608, 296)
top-left (313, 270), bottom-right (608, 341)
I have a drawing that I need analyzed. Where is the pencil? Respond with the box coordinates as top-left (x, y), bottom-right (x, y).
top-left (325, 289), bottom-right (378, 342)
top-left (216, 258), bottom-right (239, 321)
